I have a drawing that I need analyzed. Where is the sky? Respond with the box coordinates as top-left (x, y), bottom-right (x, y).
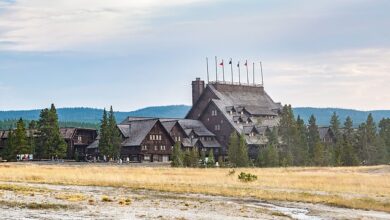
top-left (0, 0), bottom-right (389, 111)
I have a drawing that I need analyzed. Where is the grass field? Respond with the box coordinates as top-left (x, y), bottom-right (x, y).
top-left (0, 163), bottom-right (389, 213)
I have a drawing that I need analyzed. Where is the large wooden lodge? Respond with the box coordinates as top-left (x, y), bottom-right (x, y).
top-left (0, 78), bottom-right (335, 162)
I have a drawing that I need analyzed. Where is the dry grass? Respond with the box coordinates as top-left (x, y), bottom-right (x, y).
top-left (0, 200), bottom-right (75, 210)
top-left (55, 193), bottom-right (87, 202)
top-left (0, 164), bottom-right (389, 212)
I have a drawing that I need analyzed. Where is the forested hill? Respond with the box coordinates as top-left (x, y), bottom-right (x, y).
top-left (0, 105), bottom-right (191, 124)
top-left (293, 108), bottom-right (390, 126)
top-left (0, 105), bottom-right (389, 127)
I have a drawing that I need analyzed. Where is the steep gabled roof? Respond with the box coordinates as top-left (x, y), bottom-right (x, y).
top-left (188, 82), bottom-right (282, 145)
top-left (121, 119), bottom-right (159, 147)
top-left (59, 128), bottom-right (77, 140)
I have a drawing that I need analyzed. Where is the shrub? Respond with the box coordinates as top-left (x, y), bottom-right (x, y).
top-left (238, 172), bottom-right (258, 182)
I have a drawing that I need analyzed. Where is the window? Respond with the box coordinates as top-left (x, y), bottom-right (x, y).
top-left (144, 155), bottom-right (150, 161)
top-left (150, 135), bottom-right (153, 140)
top-left (77, 136), bottom-right (82, 142)
top-left (211, 109), bottom-right (218, 116)
top-left (154, 146), bottom-right (158, 151)
top-left (214, 124), bottom-right (220, 131)
top-left (142, 145), bottom-right (148, 150)
top-left (160, 145), bottom-right (166, 150)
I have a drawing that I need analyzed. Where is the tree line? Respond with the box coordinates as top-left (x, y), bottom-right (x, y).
top-left (0, 119), bottom-right (99, 130)
top-left (1, 104), bottom-right (67, 161)
top-left (228, 105), bottom-right (390, 167)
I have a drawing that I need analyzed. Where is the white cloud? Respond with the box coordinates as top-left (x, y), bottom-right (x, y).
top-left (0, 0), bottom-right (211, 51)
top-left (266, 48), bottom-right (390, 110)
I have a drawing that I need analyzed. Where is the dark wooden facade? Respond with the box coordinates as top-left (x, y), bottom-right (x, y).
top-left (186, 78), bottom-right (283, 160)
top-left (60, 128), bottom-right (98, 159)
top-left (119, 119), bottom-right (175, 162)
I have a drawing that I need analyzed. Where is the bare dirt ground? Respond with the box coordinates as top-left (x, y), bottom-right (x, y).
top-left (1, 181), bottom-right (390, 220)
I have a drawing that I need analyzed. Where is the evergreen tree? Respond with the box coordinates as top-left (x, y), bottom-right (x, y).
top-left (190, 147), bottom-right (200, 167)
top-left (48, 104), bottom-right (67, 158)
top-left (107, 106), bottom-right (121, 159)
top-left (200, 150), bottom-right (206, 166)
top-left (341, 117), bottom-right (358, 166)
top-left (183, 150), bottom-right (191, 167)
top-left (171, 141), bottom-right (184, 167)
top-left (379, 118), bottom-right (390, 162)
top-left (237, 134), bottom-right (250, 167)
top-left (14, 118), bottom-right (30, 154)
top-left (256, 147), bottom-right (266, 167)
top-left (2, 129), bottom-right (16, 161)
top-left (207, 149), bottom-right (215, 167)
top-left (35, 104), bottom-right (66, 159)
top-left (265, 143), bottom-right (279, 167)
top-left (356, 114), bottom-right (378, 164)
top-left (330, 112), bottom-right (342, 166)
top-left (278, 105), bottom-right (297, 166)
top-left (307, 115), bottom-right (320, 162)
top-left (28, 120), bottom-right (37, 129)
top-left (227, 132), bottom-right (240, 166)
top-left (98, 109), bottom-right (109, 158)
top-left (295, 116), bottom-right (309, 165)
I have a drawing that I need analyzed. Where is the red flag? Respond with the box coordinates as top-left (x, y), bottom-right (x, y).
top-left (219, 61), bottom-right (224, 66)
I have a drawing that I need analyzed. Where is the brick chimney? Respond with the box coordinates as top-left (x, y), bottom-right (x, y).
top-left (192, 78), bottom-right (205, 105)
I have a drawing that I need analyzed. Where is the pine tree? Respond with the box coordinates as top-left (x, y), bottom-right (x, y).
top-left (98, 109), bottom-right (109, 158)
top-left (330, 112), bottom-right (342, 166)
top-left (379, 118), bottom-right (390, 162)
top-left (237, 134), bottom-right (250, 167)
top-left (14, 118), bottom-right (30, 154)
top-left (49, 104), bottom-right (67, 158)
top-left (307, 115), bottom-right (320, 163)
top-left (171, 142), bottom-right (184, 167)
top-left (278, 105), bottom-right (297, 166)
top-left (207, 149), bottom-right (215, 167)
top-left (265, 143), bottom-right (279, 167)
top-left (108, 106), bottom-right (121, 159)
top-left (190, 147), bottom-right (200, 167)
top-left (296, 116), bottom-right (309, 166)
top-left (341, 117), bottom-right (358, 166)
top-left (35, 104), bottom-right (66, 159)
top-left (227, 132), bottom-right (240, 167)
top-left (2, 129), bottom-right (16, 161)
top-left (357, 114), bottom-right (378, 165)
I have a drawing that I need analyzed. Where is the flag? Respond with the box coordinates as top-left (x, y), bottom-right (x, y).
top-left (244, 60), bottom-right (248, 66)
top-left (219, 61), bottom-right (224, 66)
top-left (229, 59), bottom-right (232, 65)
top-left (237, 62), bottom-right (240, 67)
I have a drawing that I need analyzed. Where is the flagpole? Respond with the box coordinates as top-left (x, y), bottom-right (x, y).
top-left (222, 59), bottom-right (225, 82)
top-left (215, 56), bottom-right (218, 83)
top-left (260, 61), bottom-right (264, 86)
top-left (246, 60), bottom-right (249, 84)
top-left (206, 57), bottom-right (209, 83)
top-left (252, 62), bottom-right (255, 85)
top-left (230, 58), bottom-right (233, 84)
top-left (238, 61), bottom-right (241, 85)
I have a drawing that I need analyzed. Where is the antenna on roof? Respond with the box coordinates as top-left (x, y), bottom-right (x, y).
top-left (206, 57), bottom-right (209, 83)
top-left (215, 56), bottom-right (218, 83)
top-left (260, 61), bottom-right (264, 86)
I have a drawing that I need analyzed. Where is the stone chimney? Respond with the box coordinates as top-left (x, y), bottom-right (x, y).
top-left (192, 78), bottom-right (205, 105)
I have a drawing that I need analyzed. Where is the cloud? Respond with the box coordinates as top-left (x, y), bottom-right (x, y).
top-left (0, 0), bottom-right (212, 51)
top-left (265, 48), bottom-right (390, 110)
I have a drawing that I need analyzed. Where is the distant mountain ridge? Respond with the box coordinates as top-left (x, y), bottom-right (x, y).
top-left (0, 105), bottom-right (389, 126)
